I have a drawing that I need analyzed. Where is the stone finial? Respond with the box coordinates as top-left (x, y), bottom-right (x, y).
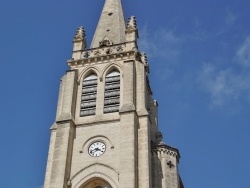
top-left (141, 53), bottom-right (148, 65)
top-left (156, 131), bottom-right (163, 141)
top-left (74, 26), bottom-right (86, 41)
top-left (155, 131), bottom-right (166, 146)
top-left (141, 52), bottom-right (150, 74)
top-left (67, 180), bottom-right (72, 187)
top-left (99, 35), bottom-right (113, 47)
top-left (126, 16), bottom-right (137, 30)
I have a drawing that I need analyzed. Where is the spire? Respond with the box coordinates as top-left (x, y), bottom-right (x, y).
top-left (91, 0), bottom-right (126, 48)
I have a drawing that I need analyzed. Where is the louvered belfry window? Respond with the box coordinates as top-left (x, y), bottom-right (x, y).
top-left (80, 74), bottom-right (98, 116)
top-left (104, 71), bottom-right (120, 113)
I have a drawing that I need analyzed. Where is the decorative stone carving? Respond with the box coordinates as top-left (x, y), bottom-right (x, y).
top-left (83, 52), bottom-right (90, 58)
top-left (94, 50), bottom-right (101, 56)
top-left (155, 131), bottom-right (164, 145)
top-left (126, 16), bottom-right (137, 31)
top-left (167, 160), bottom-right (175, 168)
top-left (116, 46), bottom-right (123, 52)
top-left (100, 35), bottom-right (113, 47)
top-left (141, 53), bottom-right (148, 66)
top-left (151, 131), bottom-right (180, 160)
top-left (67, 180), bottom-right (72, 187)
top-left (105, 48), bottom-right (112, 54)
top-left (74, 26), bottom-right (86, 41)
top-left (80, 44), bottom-right (125, 60)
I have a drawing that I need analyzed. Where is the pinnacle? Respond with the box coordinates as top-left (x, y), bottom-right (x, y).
top-left (155, 131), bottom-right (167, 146)
top-left (127, 16), bottom-right (137, 30)
top-left (141, 53), bottom-right (148, 66)
top-left (74, 26), bottom-right (86, 41)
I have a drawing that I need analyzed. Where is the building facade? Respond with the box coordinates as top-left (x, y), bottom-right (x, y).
top-left (44, 0), bottom-right (184, 187)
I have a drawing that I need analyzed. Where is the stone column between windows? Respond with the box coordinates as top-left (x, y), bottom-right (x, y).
top-left (96, 75), bottom-right (104, 115)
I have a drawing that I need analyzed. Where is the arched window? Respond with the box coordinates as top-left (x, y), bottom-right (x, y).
top-left (80, 74), bottom-right (98, 116)
top-left (104, 70), bottom-right (120, 113)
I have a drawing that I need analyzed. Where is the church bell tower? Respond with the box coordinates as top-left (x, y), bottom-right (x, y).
top-left (44, 0), bottom-right (184, 187)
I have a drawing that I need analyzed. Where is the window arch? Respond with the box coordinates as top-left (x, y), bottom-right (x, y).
top-left (80, 74), bottom-right (98, 116)
top-left (104, 70), bottom-right (120, 113)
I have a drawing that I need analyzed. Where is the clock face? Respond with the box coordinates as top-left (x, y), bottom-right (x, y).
top-left (88, 141), bottom-right (106, 157)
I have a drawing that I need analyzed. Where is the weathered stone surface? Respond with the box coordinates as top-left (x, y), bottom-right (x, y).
top-left (91, 0), bottom-right (126, 48)
top-left (44, 0), bottom-right (184, 188)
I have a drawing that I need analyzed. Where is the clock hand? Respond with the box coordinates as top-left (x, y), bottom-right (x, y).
top-left (90, 148), bottom-right (97, 154)
top-left (90, 147), bottom-right (101, 154)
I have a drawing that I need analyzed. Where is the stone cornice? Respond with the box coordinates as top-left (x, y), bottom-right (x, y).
top-left (68, 43), bottom-right (140, 68)
top-left (152, 143), bottom-right (181, 160)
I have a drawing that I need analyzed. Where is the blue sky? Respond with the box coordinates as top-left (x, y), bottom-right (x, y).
top-left (0, 0), bottom-right (250, 187)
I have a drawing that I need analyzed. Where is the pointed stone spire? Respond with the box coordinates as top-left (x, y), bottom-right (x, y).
top-left (91, 0), bottom-right (126, 48)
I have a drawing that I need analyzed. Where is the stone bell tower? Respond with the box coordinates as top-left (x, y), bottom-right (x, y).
top-left (43, 0), bottom-right (184, 188)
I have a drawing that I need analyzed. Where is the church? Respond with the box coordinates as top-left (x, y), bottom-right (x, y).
top-left (44, 0), bottom-right (184, 187)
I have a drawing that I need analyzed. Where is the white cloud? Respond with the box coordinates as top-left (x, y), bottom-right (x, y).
top-left (198, 64), bottom-right (238, 106)
top-left (198, 36), bottom-right (250, 107)
top-left (225, 9), bottom-right (237, 26)
top-left (138, 26), bottom-right (183, 63)
top-left (215, 9), bottom-right (237, 37)
top-left (236, 36), bottom-right (250, 69)
top-left (138, 26), bottom-right (250, 108)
